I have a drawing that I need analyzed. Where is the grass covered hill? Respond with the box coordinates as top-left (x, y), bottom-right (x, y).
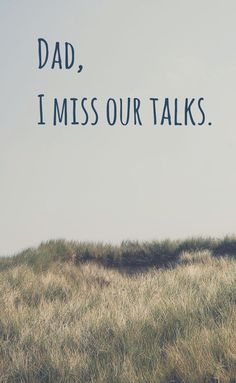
top-left (1, 236), bottom-right (236, 272)
top-left (0, 237), bottom-right (236, 383)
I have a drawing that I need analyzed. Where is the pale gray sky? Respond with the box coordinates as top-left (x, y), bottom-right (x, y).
top-left (0, 0), bottom-right (236, 255)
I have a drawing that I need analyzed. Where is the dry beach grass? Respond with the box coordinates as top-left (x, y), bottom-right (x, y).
top-left (0, 239), bottom-right (236, 382)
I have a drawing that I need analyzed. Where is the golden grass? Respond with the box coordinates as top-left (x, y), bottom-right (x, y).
top-left (0, 252), bottom-right (235, 382)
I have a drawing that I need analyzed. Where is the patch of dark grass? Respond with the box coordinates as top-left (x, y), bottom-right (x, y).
top-left (1, 236), bottom-right (236, 273)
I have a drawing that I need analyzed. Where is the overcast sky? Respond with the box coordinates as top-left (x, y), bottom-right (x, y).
top-left (0, 0), bottom-right (236, 255)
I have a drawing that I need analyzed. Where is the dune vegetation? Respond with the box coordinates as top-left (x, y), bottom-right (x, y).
top-left (0, 238), bottom-right (236, 383)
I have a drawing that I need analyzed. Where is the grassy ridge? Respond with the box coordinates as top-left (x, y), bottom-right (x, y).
top-left (1, 236), bottom-right (236, 272)
top-left (0, 239), bottom-right (236, 382)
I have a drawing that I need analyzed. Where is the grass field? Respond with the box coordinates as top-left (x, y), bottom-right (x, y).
top-left (0, 238), bottom-right (236, 382)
